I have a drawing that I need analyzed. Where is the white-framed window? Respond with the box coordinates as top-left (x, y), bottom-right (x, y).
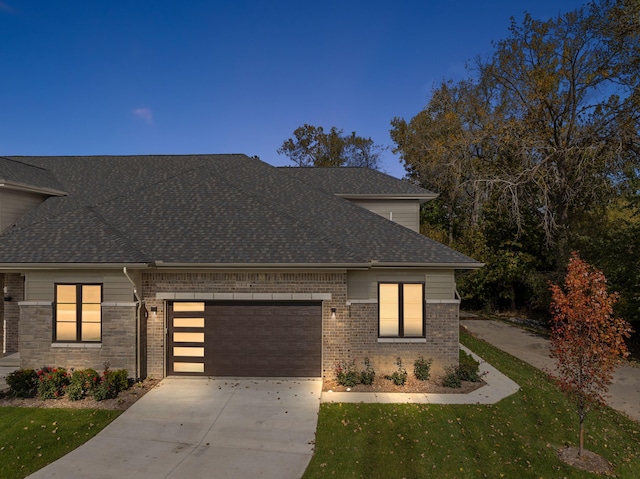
top-left (378, 282), bottom-right (424, 338)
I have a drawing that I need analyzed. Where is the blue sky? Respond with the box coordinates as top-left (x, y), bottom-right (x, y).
top-left (1, 0), bottom-right (587, 178)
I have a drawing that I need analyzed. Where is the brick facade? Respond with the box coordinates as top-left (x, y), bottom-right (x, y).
top-left (141, 271), bottom-right (347, 378)
top-left (141, 271), bottom-right (460, 379)
top-left (10, 270), bottom-right (460, 380)
top-left (18, 302), bottom-right (137, 374)
top-left (325, 301), bottom-right (459, 377)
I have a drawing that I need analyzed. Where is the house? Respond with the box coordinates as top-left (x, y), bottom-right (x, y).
top-left (0, 154), bottom-right (482, 379)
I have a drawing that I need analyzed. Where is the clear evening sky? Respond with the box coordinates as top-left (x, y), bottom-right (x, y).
top-left (1, 0), bottom-right (588, 178)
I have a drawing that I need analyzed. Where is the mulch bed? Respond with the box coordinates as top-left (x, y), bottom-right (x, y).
top-left (0, 378), bottom-right (160, 410)
top-left (557, 446), bottom-right (614, 475)
top-left (323, 374), bottom-right (484, 394)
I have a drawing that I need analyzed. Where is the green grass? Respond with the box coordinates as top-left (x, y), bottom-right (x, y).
top-left (0, 407), bottom-right (120, 479)
top-left (303, 330), bottom-right (640, 478)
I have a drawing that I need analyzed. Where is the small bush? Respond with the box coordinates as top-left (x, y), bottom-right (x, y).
top-left (441, 350), bottom-right (483, 388)
top-left (107, 369), bottom-right (130, 393)
top-left (335, 360), bottom-right (359, 387)
top-left (359, 358), bottom-right (376, 385)
top-left (385, 357), bottom-right (407, 386)
top-left (442, 366), bottom-right (462, 388)
top-left (6, 369), bottom-right (38, 398)
top-left (413, 356), bottom-right (432, 381)
top-left (36, 367), bottom-right (70, 400)
top-left (91, 367), bottom-right (129, 401)
top-left (68, 368), bottom-right (100, 401)
top-left (458, 350), bottom-right (481, 382)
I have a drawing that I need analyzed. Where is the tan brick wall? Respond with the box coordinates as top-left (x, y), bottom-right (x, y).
top-left (19, 303), bottom-right (137, 374)
top-left (325, 302), bottom-right (459, 378)
top-left (141, 272), bottom-right (460, 380)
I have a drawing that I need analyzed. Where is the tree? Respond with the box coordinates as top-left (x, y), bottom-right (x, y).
top-left (391, 0), bottom-right (640, 312)
top-left (549, 252), bottom-right (632, 456)
top-left (278, 124), bottom-right (384, 169)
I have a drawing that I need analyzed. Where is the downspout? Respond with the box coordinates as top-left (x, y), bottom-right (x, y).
top-left (123, 267), bottom-right (142, 380)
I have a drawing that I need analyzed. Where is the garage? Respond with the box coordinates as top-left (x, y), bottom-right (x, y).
top-left (167, 301), bottom-right (322, 377)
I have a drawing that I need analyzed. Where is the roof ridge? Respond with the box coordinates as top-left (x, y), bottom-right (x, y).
top-left (209, 163), bottom-right (369, 263)
top-left (84, 207), bottom-right (150, 262)
top-left (0, 156), bottom-right (53, 173)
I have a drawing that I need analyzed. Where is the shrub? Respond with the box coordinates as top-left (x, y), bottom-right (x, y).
top-left (458, 350), bottom-right (481, 382)
top-left (91, 368), bottom-right (129, 401)
top-left (359, 358), bottom-right (375, 385)
top-left (107, 369), bottom-right (130, 393)
top-left (335, 360), bottom-right (359, 387)
top-left (68, 368), bottom-right (100, 401)
top-left (36, 367), bottom-right (70, 400)
top-left (442, 365), bottom-right (462, 388)
top-left (441, 350), bottom-right (484, 388)
top-left (413, 356), bottom-right (432, 381)
top-left (385, 357), bottom-right (407, 386)
top-left (6, 369), bottom-right (38, 398)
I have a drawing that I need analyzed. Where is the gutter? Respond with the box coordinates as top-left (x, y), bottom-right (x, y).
top-left (123, 267), bottom-right (143, 381)
top-left (336, 193), bottom-right (439, 204)
top-left (150, 260), bottom-right (484, 270)
top-left (0, 263), bottom-right (151, 271)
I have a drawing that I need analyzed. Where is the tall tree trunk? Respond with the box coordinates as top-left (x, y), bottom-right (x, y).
top-left (579, 416), bottom-right (584, 456)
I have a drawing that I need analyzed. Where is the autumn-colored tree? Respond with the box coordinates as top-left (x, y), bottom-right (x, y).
top-left (549, 252), bottom-right (632, 456)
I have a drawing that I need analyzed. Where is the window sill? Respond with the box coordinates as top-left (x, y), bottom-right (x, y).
top-left (377, 338), bottom-right (426, 343)
top-left (52, 343), bottom-right (102, 349)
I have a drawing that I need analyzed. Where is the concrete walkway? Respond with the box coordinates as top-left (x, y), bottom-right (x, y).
top-left (27, 378), bottom-right (323, 479)
top-left (16, 345), bottom-right (521, 479)
top-left (462, 319), bottom-right (640, 422)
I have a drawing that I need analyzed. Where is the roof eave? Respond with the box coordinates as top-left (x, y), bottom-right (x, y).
top-left (0, 181), bottom-right (67, 197)
top-left (337, 193), bottom-right (438, 204)
top-left (0, 262), bottom-right (151, 271)
top-left (369, 262), bottom-right (484, 270)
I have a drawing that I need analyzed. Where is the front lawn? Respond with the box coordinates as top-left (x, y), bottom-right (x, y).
top-left (303, 330), bottom-right (640, 478)
top-left (0, 407), bottom-right (120, 479)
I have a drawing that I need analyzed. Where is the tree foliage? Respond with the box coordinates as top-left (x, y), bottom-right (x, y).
top-left (549, 252), bottom-right (632, 455)
top-left (278, 124), bottom-right (384, 169)
top-left (391, 0), bottom-right (640, 313)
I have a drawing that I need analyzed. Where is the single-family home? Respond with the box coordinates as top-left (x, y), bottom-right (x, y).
top-left (0, 154), bottom-right (481, 379)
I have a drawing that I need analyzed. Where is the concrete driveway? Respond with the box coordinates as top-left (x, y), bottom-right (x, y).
top-left (27, 377), bottom-right (322, 479)
top-left (462, 319), bottom-right (640, 423)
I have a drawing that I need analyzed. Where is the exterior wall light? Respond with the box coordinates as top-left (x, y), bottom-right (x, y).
top-left (331, 307), bottom-right (337, 320)
top-left (3, 286), bottom-right (10, 302)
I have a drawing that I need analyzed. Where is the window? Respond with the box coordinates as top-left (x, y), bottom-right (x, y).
top-left (54, 284), bottom-right (102, 342)
top-left (378, 283), bottom-right (424, 337)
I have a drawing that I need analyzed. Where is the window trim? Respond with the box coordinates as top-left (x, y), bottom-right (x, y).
top-left (378, 282), bottom-right (425, 338)
top-left (53, 283), bottom-right (103, 343)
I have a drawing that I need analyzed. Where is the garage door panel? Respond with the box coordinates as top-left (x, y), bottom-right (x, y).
top-left (169, 301), bottom-right (321, 377)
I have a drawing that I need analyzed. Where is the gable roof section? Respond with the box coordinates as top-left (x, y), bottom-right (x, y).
top-left (0, 155), bottom-right (480, 268)
top-left (279, 166), bottom-right (437, 202)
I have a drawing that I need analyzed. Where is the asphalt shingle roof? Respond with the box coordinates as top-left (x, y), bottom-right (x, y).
top-left (0, 155), bottom-right (480, 267)
top-left (279, 166), bottom-right (436, 196)
top-left (0, 156), bottom-right (65, 193)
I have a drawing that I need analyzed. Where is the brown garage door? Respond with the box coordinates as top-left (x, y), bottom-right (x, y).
top-left (168, 301), bottom-right (322, 377)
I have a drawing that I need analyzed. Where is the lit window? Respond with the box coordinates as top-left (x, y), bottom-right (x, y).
top-left (378, 283), bottom-right (424, 337)
top-left (54, 284), bottom-right (102, 342)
